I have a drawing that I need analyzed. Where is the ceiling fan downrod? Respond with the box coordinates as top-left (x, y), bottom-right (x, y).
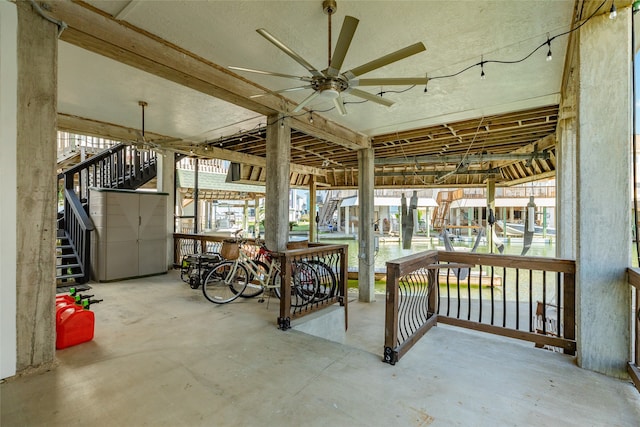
top-left (323, 0), bottom-right (337, 69)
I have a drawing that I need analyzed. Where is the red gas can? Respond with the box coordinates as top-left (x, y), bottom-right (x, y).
top-left (56, 305), bottom-right (95, 349)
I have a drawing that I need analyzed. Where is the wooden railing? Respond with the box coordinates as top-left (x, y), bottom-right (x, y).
top-left (276, 244), bottom-right (348, 330)
top-left (384, 250), bottom-right (576, 365)
top-left (173, 233), bottom-right (259, 265)
top-left (58, 143), bottom-right (157, 205)
top-left (384, 251), bottom-right (440, 364)
top-left (173, 234), bottom-right (348, 330)
top-left (627, 268), bottom-right (640, 393)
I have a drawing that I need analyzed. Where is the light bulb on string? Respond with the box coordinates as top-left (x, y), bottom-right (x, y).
top-left (480, 56), bottom-right (486, 80)
top-left (309, 111), bottom-right (314, 124)
top-left (609, 1), bottom-right (617, 19)
top-left (546, 35), bottom-right (552, 61)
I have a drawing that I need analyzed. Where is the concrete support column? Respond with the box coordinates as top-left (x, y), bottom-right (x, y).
top-left (309, 176), bottom-right (316, 242)
top-left (345, 207), bottom-right (350, 236)
top-left (14, 1), bottom-right (58, 374)
top-left (157, 151), bottom-right (175, 268)
top-left (501, 207), bottom-right (507, 238)
top-left (574, 9), bottom-right (631, 377)
top-left (358, 148), bottom-right (375, 302)
top-left (265, 115), bottom-right (290, 251)
top-left (243, 200), bottom-right (249, 233)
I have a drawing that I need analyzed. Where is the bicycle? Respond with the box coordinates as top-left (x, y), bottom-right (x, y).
top-left (201, 235), bottom-right (323, 306)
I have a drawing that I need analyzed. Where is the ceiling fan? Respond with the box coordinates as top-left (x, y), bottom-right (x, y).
top-left (229, 0), bottom-right (428, 115)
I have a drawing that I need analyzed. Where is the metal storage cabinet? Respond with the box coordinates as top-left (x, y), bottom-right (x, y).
top-left (89, 188), bottom-right (168, 281)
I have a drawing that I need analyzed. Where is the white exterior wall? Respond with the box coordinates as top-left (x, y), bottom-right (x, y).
top-left (0, 0), bottom-right (17, 379)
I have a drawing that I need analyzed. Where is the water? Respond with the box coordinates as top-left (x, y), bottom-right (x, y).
top-left (322, 236), bottom-right (556, 271)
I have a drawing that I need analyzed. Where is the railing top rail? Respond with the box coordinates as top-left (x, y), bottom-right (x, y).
top-left (628, 267), bottom-right (640, 290)
top-left (437, 251), bottom-right (575, 273)
top-left (57, 143), bottom-right (128, 179)
top-left (386, 250), bottom-right (439, 276)
top-left (64, 189), bottom-right (95, 231)
top-left (277, 243), bottom-right (348, 257)
top-left (173, 233), bottom-right (257, 245)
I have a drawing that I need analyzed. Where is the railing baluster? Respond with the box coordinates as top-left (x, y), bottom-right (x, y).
top-left (529, 270), bottom-right (533, 333)
top-left (467, 272), bottom-right (471, 321)
top-left (542, 271), bottom-right (547, 335)
top-left (456, 270), bottom-right (461, 319)
top-left (445, 271), bottom-right (450, 317)
top-left (490, 266), bottom-right (495, 325)
top-left (556, 272), bottom-right (561, 339)
top-left (502, 267), bottom-right (507, 328)
top-left (478, 264), bottom-right (483, 323)
top-left (515, 268), bottom-right (520, 330)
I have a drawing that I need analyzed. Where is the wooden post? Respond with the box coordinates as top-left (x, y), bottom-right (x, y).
top-left (384, 262), bottom-right (400, 364)
top-left (563, 271), bottom-right (576, 356)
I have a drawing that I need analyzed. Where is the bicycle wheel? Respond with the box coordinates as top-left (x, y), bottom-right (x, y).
top-left (240, 260), bottom-right (268, 298)
top-left (202, 261), bottom-right (248, 304)
top-left (304, 260), bottom-right (337, 300)
top-left (273, 262), bottom-right (319, 307)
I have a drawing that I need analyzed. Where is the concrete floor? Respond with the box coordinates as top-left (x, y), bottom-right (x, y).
top-left (2, 271), bottom-right (639, 426)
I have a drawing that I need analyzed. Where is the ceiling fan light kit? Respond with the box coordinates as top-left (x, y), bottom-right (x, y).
top-left (229, 0), bottom-right (428, 115)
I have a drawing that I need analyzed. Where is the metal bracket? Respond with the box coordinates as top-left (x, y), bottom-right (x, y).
top-left (383, 346), bottom-right (398, 365)
top-left (278, 316), bottom-right (291, 330)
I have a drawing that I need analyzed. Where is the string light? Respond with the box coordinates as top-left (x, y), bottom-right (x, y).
top-left (480, 56), bottom-right (486, 80)
top-left (309, 111), bottom-right (314, 124)
top-left (609, 1), bottom-right (617, 19)
top-left (546, 35), bottom-right (552, 61)
top-left (426, 0), bottom-right (606, 87)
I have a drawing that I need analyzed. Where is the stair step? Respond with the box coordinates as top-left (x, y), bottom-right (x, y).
top-left (57, 244), bottom-right (73, 250)
top-left (56, 253), bottom-right (77, 259)
top-left (57, 263), bottom-right (82, 270)
top-left (56, 272), bottom-right (85, 280)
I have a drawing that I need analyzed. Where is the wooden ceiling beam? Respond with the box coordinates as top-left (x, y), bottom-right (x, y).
top-left (58, 113), bottom-right (325, 177)
top-left (47, 0), bottom-right (367, 151)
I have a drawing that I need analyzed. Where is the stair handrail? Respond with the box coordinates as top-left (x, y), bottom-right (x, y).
top-left (62, 188), bottom-right (94, 283)
top-left (64, 188), bottom-right (95, 232)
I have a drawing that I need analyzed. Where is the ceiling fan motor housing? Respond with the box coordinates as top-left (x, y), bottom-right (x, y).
top-left (323, 0), bottom-right (337, 15)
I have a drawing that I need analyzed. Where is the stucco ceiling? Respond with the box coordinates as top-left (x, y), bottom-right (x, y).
top-left (58, 0), bottom-right (575, 141)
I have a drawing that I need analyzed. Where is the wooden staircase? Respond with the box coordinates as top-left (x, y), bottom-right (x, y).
top-left (56, 229), bottom-right (86, 284)
top-left (432, 191), bottom-right (453, 230)
top-left (56, 143), bottom-right (158, 286)
top-left (318, 196), bottom-right (341, 227)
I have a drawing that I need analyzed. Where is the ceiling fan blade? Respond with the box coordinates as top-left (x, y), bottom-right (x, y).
top-left (327, 16), bottom-right (359, 77)
top-left (342, 42), bottom-right (426, 79)
top-left (250, 85), bottom-right (312, 99)
top-left (333, 95), bottom-right (347, 116)
top-left (292, 91), bottom-right (321, 113)
top-left (256, 28), bottom-right (323, 78)
top-left (229, 66), bottom-right (312, 82)
top-left (347, 88), bottom-right (395, 107)
top-left (354, 77), bottom-right (429, 86)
